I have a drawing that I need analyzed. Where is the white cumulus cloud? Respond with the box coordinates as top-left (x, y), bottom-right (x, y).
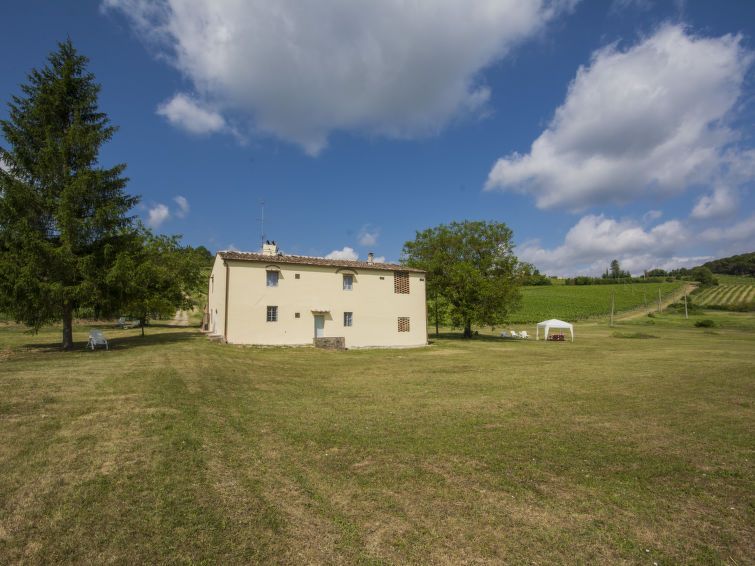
top-left (104, 0), bottom-right (575, 154)
top-left (157, 93), bottom-right (227, 135)
top-left (147, 203), bottom-right (171, 229)
top-left (486, 25), bottom-right (754, 209)
top-left (690, 185), bottom-right (738, 220)
top-left (173, 195), bottom-right (190, 218)
top-left (520, 209), bottom-right (755, 276)
top-left (358, 225), bottom-right (380, 247)
top-left (325, 247), bottom-right (359, 261)
top-left (699, 214), bottom-right (755, 243)
top-left (519, 214), bottom-right (689, 275)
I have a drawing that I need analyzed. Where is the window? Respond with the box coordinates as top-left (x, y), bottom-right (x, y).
top-left (295, 312), bottom-right (300, 318)
top-left (398, 317), bottom-right (410, 332)
top-left (266, 306), bottom-right (278, 322)
top-left (344, 312), bottom-right (353, 327)
top-left (394, 271), bottom-right (410, 294)
top-left (266, 270), bottom-right (279, 287)
top-left (295, 273), bottom-right (300, 279)
top-left (343, 274), bottom-right (353, 290)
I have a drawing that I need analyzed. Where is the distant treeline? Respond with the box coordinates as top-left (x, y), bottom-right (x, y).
top-left (524, 252), bottom-right (753, 288)
top-left (701, 252), bottom-right (755, 276)
top-left (564, 276), bottom-right (673, 286)
top-left (564, 266), bottom-right (718, 286)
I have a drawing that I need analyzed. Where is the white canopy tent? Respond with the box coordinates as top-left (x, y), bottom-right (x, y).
top-left (536, 319), bottom-right (574, 342)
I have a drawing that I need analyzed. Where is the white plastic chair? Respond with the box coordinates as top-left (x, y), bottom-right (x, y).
top-left (519, 330), bottom-right (530, 339)
top-left (510, 330), bottom-right (520, 339)
top-left (500, 331), bottom-right (510, 338)
top-left (88, 329), bottom-right (109, 350)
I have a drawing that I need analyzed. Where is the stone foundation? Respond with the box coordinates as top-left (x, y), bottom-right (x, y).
top-left (314, 337), bottom-right (346, 350)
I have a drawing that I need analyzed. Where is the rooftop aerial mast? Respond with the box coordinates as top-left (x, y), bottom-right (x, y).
top-left (258, 199), bottom-right (265, 251)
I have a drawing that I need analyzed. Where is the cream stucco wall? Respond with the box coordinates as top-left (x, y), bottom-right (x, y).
top-left (207, 255), bottom-right (227, 337)
top-left (208, 255), bottom-right (427, 348)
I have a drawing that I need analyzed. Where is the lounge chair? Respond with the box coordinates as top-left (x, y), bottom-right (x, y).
top-left (519, 330), bottom-right (530, 339)
top-left (88, 329), bottom-right (109, 351)
top-left (116, 317), bottom-right (136, 329)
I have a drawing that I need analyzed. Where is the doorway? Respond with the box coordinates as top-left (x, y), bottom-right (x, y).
top-left (314, 315), bottom-right (325, 338)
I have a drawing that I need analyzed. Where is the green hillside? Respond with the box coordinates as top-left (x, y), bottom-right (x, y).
top-left (702, 252), bottom-right (755, 276)
top-left (509, 281), bottom-right (686, 323)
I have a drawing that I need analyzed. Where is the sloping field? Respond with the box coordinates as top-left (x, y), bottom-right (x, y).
top-left (695, 282), bottom-right (754, 307)
top-left (510, 281), bottom-right (685, 323)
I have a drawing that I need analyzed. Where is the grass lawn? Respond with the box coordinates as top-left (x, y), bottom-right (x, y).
top-left (1, 314), bottom-right (753, 564)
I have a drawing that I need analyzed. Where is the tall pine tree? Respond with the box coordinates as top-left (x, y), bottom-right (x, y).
top-left (0, 40), bottom-right (137, 349)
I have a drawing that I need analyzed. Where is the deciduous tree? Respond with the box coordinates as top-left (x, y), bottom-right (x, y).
top-left (108, 228), bottom-right (206, 336)
top-left (403, 221), bottom-right (521, 338)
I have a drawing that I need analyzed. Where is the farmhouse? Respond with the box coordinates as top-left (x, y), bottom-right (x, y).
top-left (206, 242), bottom-right (427, 348)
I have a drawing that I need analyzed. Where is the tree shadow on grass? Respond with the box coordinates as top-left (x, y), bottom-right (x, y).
top-left (428, 332), bottom-right (516, 344)
top-left (21, 328), bottom-right (199, 354)
top-left (106, 329), bottom-right (199, 351)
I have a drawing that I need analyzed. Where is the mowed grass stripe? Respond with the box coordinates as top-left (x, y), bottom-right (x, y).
top-left (697, 284), bottom-right (755, 306)
top-left (714, 286), bottom-right (734, 305)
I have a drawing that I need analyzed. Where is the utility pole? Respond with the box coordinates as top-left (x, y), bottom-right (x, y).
top-left (684, 289), bottom-right (688, 319)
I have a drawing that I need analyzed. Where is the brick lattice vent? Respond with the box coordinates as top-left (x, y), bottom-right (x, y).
top-left (398, 317), bottom-right (410, 332)
top-left (394, 271), bottom-right (410, 294)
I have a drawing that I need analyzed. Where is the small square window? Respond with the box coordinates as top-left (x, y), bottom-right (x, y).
top-left (295, 312), bottom-right (300, 318)
top-left (343, 274), bottom-right (353, 290)
top-left (379, 276), bottom-right (385, 280)
top-left (295, 273), bottom-right (300, 279)
top-left (266, 271), bottom-right (279, 287)
top-left (398, 317), bottom-right (410, 332)
top-left (344, 312), bottom-right (353, 327)
top-left (266, 306), bottom-right (278, 322)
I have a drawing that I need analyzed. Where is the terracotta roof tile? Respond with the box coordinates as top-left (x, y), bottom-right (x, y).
top-left (218, 251), bottom-right (425, 273)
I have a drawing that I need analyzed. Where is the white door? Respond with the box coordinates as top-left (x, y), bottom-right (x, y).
top-left (314, 315), bottom-right (325, 338)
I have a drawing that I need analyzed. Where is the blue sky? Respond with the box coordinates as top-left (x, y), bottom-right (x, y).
top-left (1, 0), bottom-right (754, 275)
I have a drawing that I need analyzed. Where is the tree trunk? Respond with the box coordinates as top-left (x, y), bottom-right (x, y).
top-left (140, 317), bottom-right (146, 337)
top-left (434, 291), bottom-right (440, 336)
top-left (62, 303), bottom-right (74, 351)
top-left (463, 321), bottom-right (472, 339)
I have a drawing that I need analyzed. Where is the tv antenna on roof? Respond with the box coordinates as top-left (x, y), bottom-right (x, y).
top-left (257, 199), bottom-right (265, 252)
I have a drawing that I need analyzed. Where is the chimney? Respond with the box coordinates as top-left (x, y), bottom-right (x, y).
top-left (262, 240), bottom-right (279, 256)
top-left (367, 252), bottom-right (374, 264)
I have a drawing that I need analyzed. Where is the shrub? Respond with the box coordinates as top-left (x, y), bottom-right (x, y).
top-left (695, 319), bottom-right (716, 328)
